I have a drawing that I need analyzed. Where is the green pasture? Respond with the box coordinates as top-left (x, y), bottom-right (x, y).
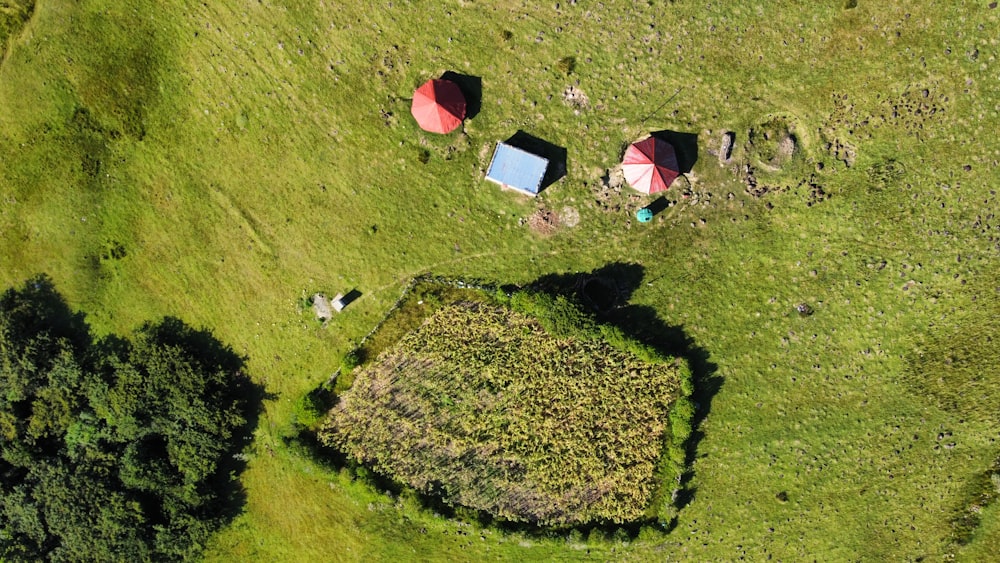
top-left (1, 0), bottom-right (998, 560)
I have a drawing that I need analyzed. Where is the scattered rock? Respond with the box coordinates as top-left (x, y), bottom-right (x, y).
top-left (558, 206), bottom-right (580, 227)
top-left (777, 134), bottom-right (796, 159)
top-left (795, 176), bottom-right (829, 206)
top-left (743, 164), bottom-right (768, 197)
top-left (825, 138), bottom-right (857, 168)
top-left (719, 131), bottom-right (736, 163)
top-left (602, 165), bottom-right (625, 190)
top-left (562, 85), bottom-right (589, 109)
top-left (379, 108), bottom-right (396, 127)
top-left (312, 293), bottom-right (334, 322)
top-left (748, 118), bottom-right (798, 168)
top-left (528, 208), bottom-right (559, 235)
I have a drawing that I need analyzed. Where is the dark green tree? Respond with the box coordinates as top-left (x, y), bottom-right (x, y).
top-left (0, 275), bottom-right (261, 561)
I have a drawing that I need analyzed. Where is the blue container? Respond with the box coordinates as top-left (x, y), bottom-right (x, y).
top-left (636, 207), bottom-right (654, 223)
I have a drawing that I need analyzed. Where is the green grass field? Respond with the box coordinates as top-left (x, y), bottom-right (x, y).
top-left (1, 0), bottom-right (999, 560)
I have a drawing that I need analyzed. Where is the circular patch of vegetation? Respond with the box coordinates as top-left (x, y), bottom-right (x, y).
top-left (321, 294), bottom-right (686, 527)
top-left (865, 158), bottom-right (906, 191)
top-left (748, 118), bottom-right (798, 169)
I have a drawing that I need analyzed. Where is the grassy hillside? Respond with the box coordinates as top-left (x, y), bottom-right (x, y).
top-left (0, 0), bottom-right (998, 560)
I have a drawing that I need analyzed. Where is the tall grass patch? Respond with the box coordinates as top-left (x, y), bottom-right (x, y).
top-left (321, 292), bottom-right (684, 526)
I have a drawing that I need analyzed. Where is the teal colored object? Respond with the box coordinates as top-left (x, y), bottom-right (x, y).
top-left (636, 207), bottom-right (653, 223)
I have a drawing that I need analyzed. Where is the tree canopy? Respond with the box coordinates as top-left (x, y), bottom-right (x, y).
top-left (0, 276), bottom-right (260, 561)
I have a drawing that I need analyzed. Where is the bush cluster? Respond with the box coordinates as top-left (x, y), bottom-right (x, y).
top-left (0, 276), bottom-right (256, 561)
top-left (322, 294), bottom-right (688, 527)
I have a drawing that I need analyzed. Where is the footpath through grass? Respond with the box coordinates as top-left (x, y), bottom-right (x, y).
top-left (1, 0), bottom-right (999, 560)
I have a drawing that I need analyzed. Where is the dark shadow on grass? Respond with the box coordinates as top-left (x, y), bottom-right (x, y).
top-left (0, 274), bottom-right (93, 361)
top-left (440, 71), bottom-right (482, 120)
top-left (341, 289), bottom-right (362, 307)
top-left (651, 130), bottom-right (699, 173)
top-left (503, 130), bottom-right (567, 190)
top-left (645, 196), bottom-right (670, 216)
top-left (528, 262), bottom-right (645, 306)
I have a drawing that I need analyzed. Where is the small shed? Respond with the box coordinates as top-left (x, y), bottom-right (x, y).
top-left (312, 292), bottom-right (348, 321)
top-left (485, 142), bottom-right (549, 197)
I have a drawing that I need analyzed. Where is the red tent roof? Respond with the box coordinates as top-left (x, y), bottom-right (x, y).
top-left (410, 79), bottom-right (466, 134)
top-left (621, 137), bottom-right (680, 194)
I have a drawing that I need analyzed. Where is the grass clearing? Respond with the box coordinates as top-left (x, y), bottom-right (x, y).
top-left (1, 0), bottom-right (998, 560)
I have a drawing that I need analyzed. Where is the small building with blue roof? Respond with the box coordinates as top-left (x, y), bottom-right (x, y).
top-left (485, 142), bottom-right (550, 197)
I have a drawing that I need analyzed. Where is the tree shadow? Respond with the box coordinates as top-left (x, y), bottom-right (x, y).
top-left (503, 130), bottom-right (568, 190)
top-left (521, 262), bottom-right (721, 518)
top-left (440, 71), bottom-right (482, 120)
top-left (527, 263), bottom-right (650, 316)
top-left (0, 274), bottom-right (92, 362)
top-left (651, 130), bottom-right (699, 173)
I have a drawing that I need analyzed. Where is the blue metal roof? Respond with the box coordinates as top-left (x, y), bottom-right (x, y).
top-left (485, 142), bottom-right (549, 196)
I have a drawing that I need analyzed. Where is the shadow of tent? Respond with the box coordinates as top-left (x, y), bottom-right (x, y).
top-left (645, 196), bottom-right (670, 216)
top-left (341, 289), bottom-right (363, 306)
top-left (441, 71), bottom-right (482, 120)
top-left (503, 130), bottom-right (568, 190)
top-left (651, 130), bottom-right (699, 173)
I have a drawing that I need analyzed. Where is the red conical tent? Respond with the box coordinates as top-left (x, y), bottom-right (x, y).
top-left (621, 137), bottom-right (680, 194)
top-left (410, 79), bottom-right (466, 134)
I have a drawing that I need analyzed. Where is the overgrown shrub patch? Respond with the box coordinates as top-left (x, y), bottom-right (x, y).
top-left (321, 293), bottom-right (689, 527)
